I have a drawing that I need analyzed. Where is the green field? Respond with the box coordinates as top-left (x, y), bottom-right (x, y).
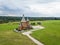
top-left (31, 20), bottom-right (60, 45)
top-left (0, 22), bottom-right (36, 45)
top-left (0, 20), bottom-right (60, 45)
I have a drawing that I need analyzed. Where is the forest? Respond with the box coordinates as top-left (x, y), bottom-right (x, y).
top-left (0, 16), bottom-right (60, 23)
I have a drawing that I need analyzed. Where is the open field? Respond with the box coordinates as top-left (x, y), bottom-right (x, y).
top-left (31, 20), bottom-right (60, 45)
top-left (0, 22), bottom-right (36, 45)
top-left (0, 20), bottom-right (60, 45)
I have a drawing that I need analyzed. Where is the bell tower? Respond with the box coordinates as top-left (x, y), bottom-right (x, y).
top-left (21, 14), bottom-right (26, 22)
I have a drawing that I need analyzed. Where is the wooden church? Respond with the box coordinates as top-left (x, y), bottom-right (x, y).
top-left (18, 14), bottom-right (32, 31)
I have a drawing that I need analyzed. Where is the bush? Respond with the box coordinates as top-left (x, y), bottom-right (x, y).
top-left (37, 22), bottom-right (41, 25)
top-left (31, 23), bottom-right (35, 25)
top-left (0, 20), bottom-right (3, 24)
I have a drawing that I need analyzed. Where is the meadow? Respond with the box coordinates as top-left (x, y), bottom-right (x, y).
top-left (31, 20), bottom-right (60, 45)
top-left (0, 20), bottom-right (60, 45)
top-left (0, 22), bottom-right (36, 45)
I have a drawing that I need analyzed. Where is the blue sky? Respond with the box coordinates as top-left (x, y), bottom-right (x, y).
top-left (0, 0), bottom-right (60, 17)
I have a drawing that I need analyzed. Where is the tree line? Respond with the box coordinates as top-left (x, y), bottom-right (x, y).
top-left (0, 16), bottom-right (60, 23)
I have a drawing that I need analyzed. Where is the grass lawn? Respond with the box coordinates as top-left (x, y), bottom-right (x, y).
top-left (31, 20), bottom-right (60, 45)
top-left (0, 22), bottom-right (36, 45)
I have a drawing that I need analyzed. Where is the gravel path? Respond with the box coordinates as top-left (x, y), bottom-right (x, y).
top-left (22, 25), bottom-right (44, 45)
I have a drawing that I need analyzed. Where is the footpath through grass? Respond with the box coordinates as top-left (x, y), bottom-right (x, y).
top-left (0, 22), bottom-right (36, 45)
top-left (31, 20), bottom-right (60, 45)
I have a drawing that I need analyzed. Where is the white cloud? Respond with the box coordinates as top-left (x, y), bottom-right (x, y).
top-left (0, 11), bottom-right (3, 13)
top-left (0, 0), bottom-right (60, 17)
top-left (29, 2), bottom-right (60, 15)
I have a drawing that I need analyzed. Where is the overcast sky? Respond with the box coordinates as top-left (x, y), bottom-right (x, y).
top-left (0, 0), bottom-right (60, 17)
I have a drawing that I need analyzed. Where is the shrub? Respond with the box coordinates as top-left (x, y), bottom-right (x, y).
top-left (31, 23), bottom-right (35, 25)
top-left (37, 22), bottom-right (41, 25)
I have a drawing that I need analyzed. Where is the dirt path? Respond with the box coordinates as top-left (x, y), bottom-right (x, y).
top-left (22, 25), bottom-right (44, 45)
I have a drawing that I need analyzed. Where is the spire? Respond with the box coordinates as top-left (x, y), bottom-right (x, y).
top-left (21, 14), bottom-right (26, 22)
top-left (27, 17), bottom-right (29, 21)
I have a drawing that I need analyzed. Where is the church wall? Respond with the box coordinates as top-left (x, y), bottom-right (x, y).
top-left (21, 22), bottom-right (28, 28)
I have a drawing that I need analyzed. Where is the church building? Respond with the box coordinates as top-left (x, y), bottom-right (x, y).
top-left (18, 14), bottom-right (32, 30)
